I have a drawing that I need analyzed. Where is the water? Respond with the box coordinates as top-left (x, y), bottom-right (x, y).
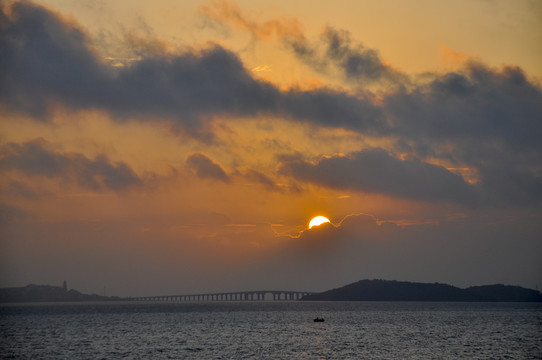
top-left (1, 301), bottom-right (541, 359)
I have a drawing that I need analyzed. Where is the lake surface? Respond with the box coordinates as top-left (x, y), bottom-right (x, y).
top-left (1, 301), bottom-right (541, 359)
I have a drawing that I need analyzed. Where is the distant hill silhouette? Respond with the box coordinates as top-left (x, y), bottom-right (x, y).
top-left (302, 279), bottom-right (542, 302)
top-left (0, 284), bottom-right (120, 303)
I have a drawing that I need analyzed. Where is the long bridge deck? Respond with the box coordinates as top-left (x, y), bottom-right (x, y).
top-left (129, 290), bottom-right (314, 302)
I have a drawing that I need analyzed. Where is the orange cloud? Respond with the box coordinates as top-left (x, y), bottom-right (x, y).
top-left (199, 0), bottom-right (305, 42)
top-left (439, 44), bottom-right (477, 71)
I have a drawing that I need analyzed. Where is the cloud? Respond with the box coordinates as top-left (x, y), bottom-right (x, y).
top-left (199, 2), bottom-right (404, 86)
top-left (185, 153), bottom-right (229, 182)
top-left (5, 180), bottom-right (42, 199)
top-left (321, 27), bottom-right (398, 82)
top-left (289, 27), bottom-right (407, 86)
top-left (241, 169), bottom-right (279, 191)
top-left (199, 0), bottom-right (305, 42)
top-left (290, 213), bottom-right (391, 246)
top-left (0, 0), bottom-right (273, 123)
top-left (0, 139), bottom-right (143, 191)
top-left (279, 149), bottom-right (475, 204)
top-left (385, 62), bottom-right (542, 206)
top-left (0, 1), bottom-right (385, 138)
top-left (387, 62), bottom-right (542, 149)
top-left (0, 0), bottom-right (108, 118)
top-left (0, 204), bottom-right (31, 222)
top-left (2, 1), bottom-right (541, 208)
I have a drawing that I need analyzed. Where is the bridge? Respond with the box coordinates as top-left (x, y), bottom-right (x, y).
top-left (129, 290), bottom-right (314, 302)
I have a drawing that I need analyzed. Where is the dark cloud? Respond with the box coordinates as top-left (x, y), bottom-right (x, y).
top-left (387, 62), bottom-right (542, 149)
top-left (5, 181), bottom-right (41, 199)
top-left (323, 28), bottom-right (387, 81)
top-left (0, 0), bottom-right (272, 122)
top-left (0, 1), bottom-right (385, 137)
top-left (286, 26), bottom-right (406, 86)
top-left (288, 214), bottom-right (394, 254)
top-left (242, 169), bottom-right (279, 191)
top-left (0, 0), bottom-right (109, 118)
top-left (185, 153), bottom-right (229, 182)
top-left (282, 88), bottom-right (384, 133)
top-left (279, 149), bottom-right (475, 204)
top-left (0, 204), bottom-right (31, 222)
top-left (385, 62), bottom-right (542, 206)
top-left (0, 139), bottom-right (143, 191)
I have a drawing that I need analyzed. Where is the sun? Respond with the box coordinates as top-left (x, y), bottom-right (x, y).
top-left (309, 216), bottom-right (331, 229)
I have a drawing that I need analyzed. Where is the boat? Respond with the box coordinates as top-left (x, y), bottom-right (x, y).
top-left (313, 317), bottom-right (325, 322)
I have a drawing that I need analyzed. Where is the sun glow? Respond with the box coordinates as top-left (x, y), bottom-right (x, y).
top-left (309, 216), bottom-right (331, 229)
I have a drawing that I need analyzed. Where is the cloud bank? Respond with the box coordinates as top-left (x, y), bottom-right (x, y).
top-left (1, 139), bottom-right (143, 191)
top-left (279, 149), bottom-right (475, 204)
top-left (0, 1), bottom-right (384, 138)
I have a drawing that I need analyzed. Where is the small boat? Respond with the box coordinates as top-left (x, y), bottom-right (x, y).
top-left (313, 317), bottom-right (325, 322)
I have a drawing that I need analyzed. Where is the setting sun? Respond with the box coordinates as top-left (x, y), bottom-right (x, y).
top-left (309, 216), bottom-right (331, 229)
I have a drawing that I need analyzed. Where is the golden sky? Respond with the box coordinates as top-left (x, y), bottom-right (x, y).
top-left (1, 0), bottom-right (541, 296)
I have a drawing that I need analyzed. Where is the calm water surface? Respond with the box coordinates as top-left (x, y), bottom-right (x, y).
top-left (1, 301), bottom-right (541, 359)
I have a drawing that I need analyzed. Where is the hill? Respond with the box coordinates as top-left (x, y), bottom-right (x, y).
top-left (302, 279), bottom-right (542, 302)
top-left (0, 284), bottom-right (120, 303)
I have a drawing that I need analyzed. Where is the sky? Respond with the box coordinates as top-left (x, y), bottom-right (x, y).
top-left (1, 0), bottom-right (541, 297)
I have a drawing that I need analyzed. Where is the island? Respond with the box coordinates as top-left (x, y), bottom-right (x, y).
top-left (301, 279), bottom-right (542, 302)
top-left (0, 282), bottom-right (120, 303)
